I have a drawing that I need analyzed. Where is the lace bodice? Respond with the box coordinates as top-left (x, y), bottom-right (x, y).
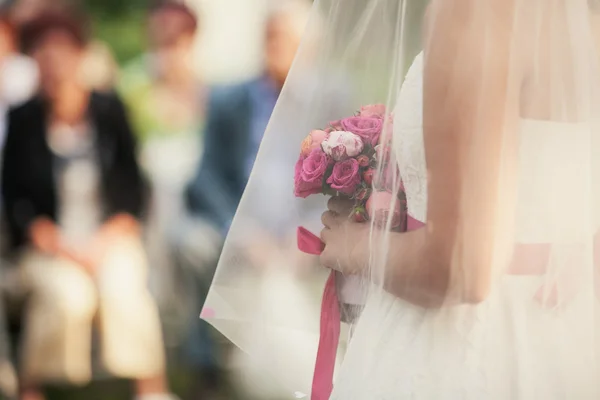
top-left (392, 51), bottom-right (590, 236)
top-left (394, 52), bottom-right (427, 222)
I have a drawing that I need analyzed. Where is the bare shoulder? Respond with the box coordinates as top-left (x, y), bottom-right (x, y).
top-left (424, 0), bottom-right (517, 41)
top-left (423, 0), bottom-right (525, 78)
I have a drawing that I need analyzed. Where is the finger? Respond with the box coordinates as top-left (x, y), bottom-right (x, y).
top-left (321, 210), bottom-right (339, 228)
top-left (320, 248), bottom-right (341, 272)
top-left (327, 196), bottom-right (354, 214)
top-left (320, 227), bottom-right (330, 243)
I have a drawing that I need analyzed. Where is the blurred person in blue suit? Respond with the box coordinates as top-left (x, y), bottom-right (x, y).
top-left (185, 2), bottom-right (312, 234)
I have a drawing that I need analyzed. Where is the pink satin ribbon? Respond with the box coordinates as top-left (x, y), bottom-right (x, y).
top-left (311, 271), bottom-right (339, 400)
top-left (298, 216), bottom-right (425, 400)
top-left (297, 227), bottom-right (337, 399)
top-left (407, 214), bottom-right (425, 231)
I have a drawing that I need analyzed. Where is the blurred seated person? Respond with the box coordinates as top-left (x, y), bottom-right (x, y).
top-left (0, 11), bottom-right (177, 400)
top-left (120, 1), bottom-right (206, 312)
top-left (185, 0), bottom-right (311, 244)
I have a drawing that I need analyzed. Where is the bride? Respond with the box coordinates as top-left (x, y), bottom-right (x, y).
top-left (204, 0), bottom-right (600, 398)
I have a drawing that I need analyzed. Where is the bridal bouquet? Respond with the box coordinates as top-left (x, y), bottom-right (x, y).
top-left (294, 104), bottom-right (406, 399)
top-left (294, 104), bottom-right (405, 228)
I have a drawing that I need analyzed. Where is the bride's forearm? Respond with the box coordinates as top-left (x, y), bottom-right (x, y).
top-left (365, 228), bottom-right (463, 308)
top-left (380, 229), bottom-right (450, 307)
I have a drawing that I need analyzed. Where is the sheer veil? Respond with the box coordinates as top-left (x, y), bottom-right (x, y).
top-left (203, 0), bottom-right (600, 398)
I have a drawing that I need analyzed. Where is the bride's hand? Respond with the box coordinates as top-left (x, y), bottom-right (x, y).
top-left (320, 197), bottom-right (369, 274)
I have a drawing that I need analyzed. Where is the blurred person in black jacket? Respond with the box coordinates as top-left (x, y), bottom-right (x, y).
top-left (1, 11), bottom-right (178, 400)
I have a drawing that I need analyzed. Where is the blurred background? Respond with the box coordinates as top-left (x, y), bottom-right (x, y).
top-left (0, 0), bottom-right (315, 399)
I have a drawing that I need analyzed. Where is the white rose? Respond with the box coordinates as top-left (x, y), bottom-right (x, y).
top-left (321, 131), bottom-right (364, 161)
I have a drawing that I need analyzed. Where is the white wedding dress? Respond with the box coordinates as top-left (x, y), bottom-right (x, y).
top-left (330, 53), bottom-right (599, 399)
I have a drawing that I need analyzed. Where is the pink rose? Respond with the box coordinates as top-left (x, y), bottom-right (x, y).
top-left (294, 150), bottom-right (330, 198)
top-left (300, 129), bottom-right (329, 157)
top-left (359, 104), bottom-right (386, 118)
top-left (325, 119), bottom-right (344, 133)
top-left (311, 129), bottom-right (328, 144)
top-left (321, 131), bottom-right (364, 161)
top-left (341, 117), bottom-right (383, 146)
top-left (327, 158), bottom-right (361, 195)
top-left (366, 190), bottom-right (402, 228)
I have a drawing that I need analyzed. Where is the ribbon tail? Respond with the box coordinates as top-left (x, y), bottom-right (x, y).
top-left (298, 226), bottom-right (325, 255)
top-left (296, 226), bottom-right (339, 399)
top-left (311, 270), bottom-right (340, 400)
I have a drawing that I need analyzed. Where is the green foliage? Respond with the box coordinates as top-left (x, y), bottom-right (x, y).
top-left (83, 0), bottom-right (149, 65)
top-left (92, 11), bottom-right (146, 65)
top-left (83, 0), bottom-right (149, 17)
